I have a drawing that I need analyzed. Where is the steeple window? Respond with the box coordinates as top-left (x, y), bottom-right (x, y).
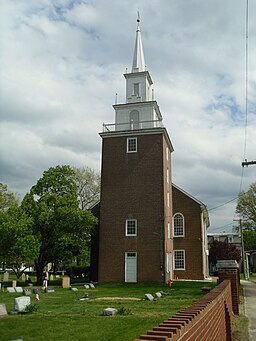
top-left (130, 110), bottom-right (139, 130)
top-left (133, 83), bottom-right (140, 96)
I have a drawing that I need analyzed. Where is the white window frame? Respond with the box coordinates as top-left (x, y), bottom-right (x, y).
top-left (125, 219), bottom-right (137, 236)
top-left (173, 213), bottom-right (185, 237)
top-left (127, 137), bottom-right (137, 153)
top-left (167, 222), bottom-right (171, 239)
top-left (174, 250), bottom-right (185, 270)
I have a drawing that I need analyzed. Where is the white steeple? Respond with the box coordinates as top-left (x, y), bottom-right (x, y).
top-left (132, 14), bottom-right (146, 73)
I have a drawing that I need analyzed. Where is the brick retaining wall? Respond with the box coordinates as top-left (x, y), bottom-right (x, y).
top-left (133, 280), bottom-right (233, 341)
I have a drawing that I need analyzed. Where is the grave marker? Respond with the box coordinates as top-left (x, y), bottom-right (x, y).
top-left (103, 308), bottom-right (117, 316)
top-left (7, 287), bottom-right (16, 293)
top-left (0, 304), bottom-right (8, 318)
top-left (15, 287), bottom-right (23, 293)
top-left (145, 293), bottom-right (154, 301)
top-left (14, 296), bottom-right (31, 312)
top-left (3, 272), bottom-right (9, 282)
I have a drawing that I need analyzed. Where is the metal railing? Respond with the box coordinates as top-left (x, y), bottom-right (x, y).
top-left (102, 119), bottom-right (163, 132)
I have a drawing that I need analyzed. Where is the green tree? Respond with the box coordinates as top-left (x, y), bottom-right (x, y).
top-left (243, 230), bottom-right (256, 251)
top-left (0, 202), bottom-right (39, 278)
top-left (21, 165), bottom-right (97, 284)
top-left (73, 167), bottom-right (100, 210)
top-left (0, 182), bottom-right (18, 211)
top-left (236, 182), bottom-right (256, 230)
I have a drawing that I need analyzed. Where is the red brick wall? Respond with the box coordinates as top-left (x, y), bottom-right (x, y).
top-left (133, 280), bottom-right (233, 341)
top-left (172, 186), bottom-right (204, 280)
top-left (218, 267), bottom-right (240, 315)
top-left (99, 130), bottom-right (173, 283)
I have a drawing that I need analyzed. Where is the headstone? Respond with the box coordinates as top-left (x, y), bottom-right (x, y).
top-left (33, 288), bottom-right (40, 294)
top-left (155, 292), bottom-right (162, 298)
top-left (7, 287), bottom-right (16, 293)
top-left (14, 296), bottom-right (31, 312)
top-left (15, 287), bottom-right (23, 293)
top-left (145, 293), bottom-right (154, 301)
top-left (78, 294), bottom-right (89, 301)
top-left (23, 289), bottom-right (32, 296)
top-left (21, 273), bottom-right (26, 282)
top-left (3, 272), bottom-right (9, 282)
top-left (89, 283), bottom-right (95, 288)
top-left (12, 280), bottom-right (17, 288)
top-left (11, 339), bottom-right (24, 341)
top-left (62, 276), bottom-right (70, 288)
top-left (50, 274), bottom-right (54, 281)
top-left (0, 304), bottom-right (8, 317)
top-left (84, 284), bottom-right (90, 289)
top-left (103, 308), bottom-right (117, 316)
top-left (71, 288), bottom-right (78, 291)
top-left (45, 287), bottom-right (55, 293)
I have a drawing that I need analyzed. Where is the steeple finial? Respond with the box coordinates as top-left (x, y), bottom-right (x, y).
top-left (132, 13), bottom-right (146, 73)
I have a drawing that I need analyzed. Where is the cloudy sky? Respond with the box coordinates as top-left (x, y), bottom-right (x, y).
top-left (0, 0), bottom-right (255, 232)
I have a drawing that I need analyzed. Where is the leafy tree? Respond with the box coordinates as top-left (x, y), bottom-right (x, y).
top-left (236, 182), bottom-right (256, 230)
top-left (209, 240), bottom-right (241, 265)
top-left (0, 183), bottom-right (18, 211)
top-left (0, 203), bottom-right (39, 278)
top-left (243, 230), bottom-right (256, 251)
top-left (73, 167), bottom-right (100, 210)
top-left (21, 165), bottom-right (98, 284)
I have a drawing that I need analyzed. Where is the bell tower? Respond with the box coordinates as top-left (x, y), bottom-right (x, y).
top-left (98, 16), bottom-right (174, 283)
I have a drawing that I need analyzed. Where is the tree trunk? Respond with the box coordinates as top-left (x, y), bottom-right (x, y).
top-left (35, 261), bottom-right (46, 285)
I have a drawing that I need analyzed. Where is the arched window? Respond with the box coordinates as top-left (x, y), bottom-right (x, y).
top-left (130, 110), bottom-right (139, 130)
top-left (173, 213), bottom-right (185, 237)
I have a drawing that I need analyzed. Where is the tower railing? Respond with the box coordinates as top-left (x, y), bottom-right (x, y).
top-left (102, 119), bottom-right (163, 132)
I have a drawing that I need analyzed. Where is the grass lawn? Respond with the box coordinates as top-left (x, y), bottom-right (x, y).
top-left (0, 281), bottom-right (215, 341)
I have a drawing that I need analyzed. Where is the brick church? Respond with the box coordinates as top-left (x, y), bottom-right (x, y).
top-left (90, 18), bottom-right (209, 283)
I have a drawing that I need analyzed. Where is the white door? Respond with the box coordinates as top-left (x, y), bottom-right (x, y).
top-left (125, 252), bottom-right (137, 283)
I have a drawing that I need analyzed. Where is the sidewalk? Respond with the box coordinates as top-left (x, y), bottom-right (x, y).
top-left (241, 279), bottom-right (256, 341)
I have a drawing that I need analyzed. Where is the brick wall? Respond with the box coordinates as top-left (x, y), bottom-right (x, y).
top-left (172, 186), bottom-right (205, 280)
top-left (218, 267), bottom-right (240, 315)
top-left (133, 280), bottom-right (233, 341)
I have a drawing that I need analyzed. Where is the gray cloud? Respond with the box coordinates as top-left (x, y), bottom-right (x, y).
top-left (0, 0), bottom-right (255, 232)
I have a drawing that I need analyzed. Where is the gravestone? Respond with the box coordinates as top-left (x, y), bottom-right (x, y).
top-left (103, 308), bottom-right (117, 316)
top-left (145, 293), bottom-right (154, 301)
top-left (50, 274), bottom-right (54, 281)
top-left (15, 287), bottom-right (23, 293)
top-left (89, 283), bottom-right (95, 288)
top-left (14, 296), bottom-right (31, 312)
top-left (84, 284), bottom-right (90, 289)
top-left (33, 288), bottom-right (40, 294)
top-left (3, 272), bottom-right (9, 282)
top-left (0, 304), bottom-right (8, 317)
top-left (7, 287), bottom-right (16, 293)
top-left (62, 276), bottom-right (70, 288)
top-left (23, 289), bottom-right (32, 296)
top-left (71, 288), bottom-right (78, 291)
top-left (45, 287), bottom-right (55, 293)
top-left (155, 292), bottom-right (162, 298)
top-left (21, 273), bottom-right (26, 282)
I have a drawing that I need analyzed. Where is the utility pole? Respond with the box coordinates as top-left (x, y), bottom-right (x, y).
top-left (234, 218), bottom-right (247, 279)
top-left (242, 159), bottom-right (256, 167)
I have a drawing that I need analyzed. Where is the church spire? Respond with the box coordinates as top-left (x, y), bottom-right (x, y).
top-left (131, 13), bottom-right (146, 73)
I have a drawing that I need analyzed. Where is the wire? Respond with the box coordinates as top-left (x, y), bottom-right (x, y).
top-left (208, 197), bottom-right (238, 211)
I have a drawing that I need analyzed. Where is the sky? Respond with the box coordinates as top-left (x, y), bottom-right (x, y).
top-left (0, 0), bottom-right (255, 232)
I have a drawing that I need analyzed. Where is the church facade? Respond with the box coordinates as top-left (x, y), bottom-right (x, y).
top-left (90, 18), bottom-right (209, 283)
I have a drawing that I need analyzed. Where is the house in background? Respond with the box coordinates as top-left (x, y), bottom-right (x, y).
top-left (207, 232), bottom-right (242, 273)
top-left (90, 18), bottom-right (210, 283)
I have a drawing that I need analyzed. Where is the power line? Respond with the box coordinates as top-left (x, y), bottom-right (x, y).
top-left (208, 196), bottom-right (238, 211)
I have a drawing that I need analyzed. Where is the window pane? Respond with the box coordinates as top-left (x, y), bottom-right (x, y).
top-left (173, 213), bottom-right (184, 237)
top-left (126, 219), bottom-right (137, 236)
top-left (174, 250), bottom-right (185, 270)
top-left (127, 138), bottom-right (137, 152)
